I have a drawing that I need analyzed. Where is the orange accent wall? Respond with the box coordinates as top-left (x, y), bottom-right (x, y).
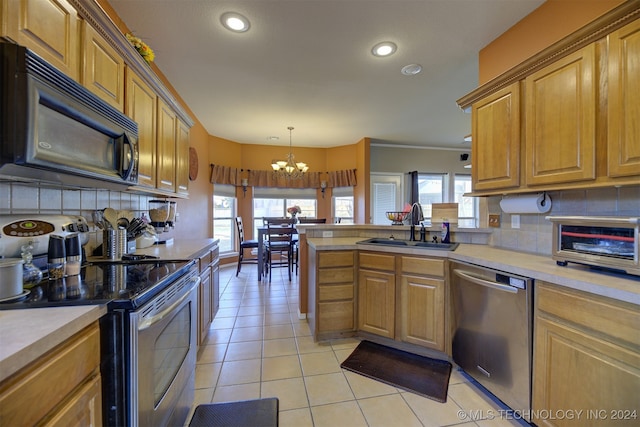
top-left (479, 0), bottom-right (626, 84)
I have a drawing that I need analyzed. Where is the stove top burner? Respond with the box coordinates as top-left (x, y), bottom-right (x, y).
top-left (0, 259), bottom-right (195, 310)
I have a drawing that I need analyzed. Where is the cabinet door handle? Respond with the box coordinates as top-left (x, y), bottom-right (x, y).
top-left (453, 269), bottom-right (518, 294)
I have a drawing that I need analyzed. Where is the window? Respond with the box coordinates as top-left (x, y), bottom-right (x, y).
top-left (213, 185), bottom-right (237, 253)
top-left (454, 174), bottom-right (476, 227)
top-left (416, 173), bottom-right (477, 225)
top-left (417, 174), bottom-right (445, 218)
top-left (252, 187), bottom-right (317, 235)
top-left (333, 187), bottom-right (354, 224)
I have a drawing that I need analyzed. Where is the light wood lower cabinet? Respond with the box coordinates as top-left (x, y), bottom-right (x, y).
top-left (533, 281), bottom-right (640, 427)
top-left (398, 256), bottom-right (446, 351)
top-left (197, 244), bottom-right (220, 346)
top-left (0, 322), bottom-right (102, 426)
top-left (358, 252), bottom-right (396, 338)
top-left (308, 250), bottom-right (356, 340)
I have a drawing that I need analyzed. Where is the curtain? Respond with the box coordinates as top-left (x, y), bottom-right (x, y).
top-left (209, 164), bottom-right (242, 185)
top-left (328, 169), bottom-right (357, 188)
top-left (211, 164), bottom-right (357, 189)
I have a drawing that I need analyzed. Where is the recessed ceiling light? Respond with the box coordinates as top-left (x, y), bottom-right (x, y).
top-left (371, 41), bottom-right (397, 57)
top-left (221, 12), bottom-right (250, 32)
top-left (401, 64), bottom-right (422, 76)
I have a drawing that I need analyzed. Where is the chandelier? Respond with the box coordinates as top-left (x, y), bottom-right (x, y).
top-left (271, 126), bottom-right (309, 179)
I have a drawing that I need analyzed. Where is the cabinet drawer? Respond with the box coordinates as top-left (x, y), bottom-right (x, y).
top-left (318, 251), bottom-right (354, 268)
top-left (401, 256), bottom-right (445, 277)
top-left (318, 267), bottom-right (354, 284)
top-left (199, 250), bottom-right (214, 272)
top-left (318, 301), bottom-right (354, 331)
top-left (0, 323), bottom-right (100, 426)
top-left (318, 284), bottom-right (354, 301)
top-left (537, 282), bottom-right (639, 347)
top-left (359, 252), bottom-right (395, 271)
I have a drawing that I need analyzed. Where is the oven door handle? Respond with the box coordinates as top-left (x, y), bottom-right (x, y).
top-left (138, 276), bottom-right (201, 331)
top-left (453, 269), bottom-right (518, 294)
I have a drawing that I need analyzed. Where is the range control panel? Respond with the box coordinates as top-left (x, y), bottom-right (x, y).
top-left (3, 220), bottom-right (56, 237)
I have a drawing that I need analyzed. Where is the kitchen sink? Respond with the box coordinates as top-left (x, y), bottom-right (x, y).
top-left (357, 238), bottom-right (459, 251)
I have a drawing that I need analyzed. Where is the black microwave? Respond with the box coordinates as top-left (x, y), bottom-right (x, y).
top-left (0, 42), bottom-right (138, 189)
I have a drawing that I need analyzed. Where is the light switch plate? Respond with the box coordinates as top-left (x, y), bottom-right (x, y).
top-left (511, 214), bottom-right (520, 229)
top-left (489, 214), bottom-right (500, 227)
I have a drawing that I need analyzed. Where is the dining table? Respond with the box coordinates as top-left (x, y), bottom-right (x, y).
top-left (256, 225), bottom-right (298, 281)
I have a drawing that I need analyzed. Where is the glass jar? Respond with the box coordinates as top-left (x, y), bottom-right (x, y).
top-left (21, 243), bottom-right (43, 288)
top-left (149, 200), bottom-right (170, 226)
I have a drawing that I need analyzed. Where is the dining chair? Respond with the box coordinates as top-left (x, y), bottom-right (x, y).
top-left (264, 218), bottom-right (296, 282)
top-left (235, 216), bottom-right (260, 276)
top-left (297, 218), bottom-right (327, 224)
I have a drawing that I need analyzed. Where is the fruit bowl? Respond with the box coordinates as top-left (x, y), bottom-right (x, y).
top-left (386, 211), bottom-right (409, 225)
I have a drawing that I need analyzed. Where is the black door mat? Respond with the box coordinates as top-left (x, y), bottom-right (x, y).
top-left (340, 340), bottom-right (452, 403)
top-left (189, 397), bottom-right (279, 427)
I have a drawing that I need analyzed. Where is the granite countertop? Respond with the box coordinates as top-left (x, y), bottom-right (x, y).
top-left (0, 305), bottom-right (107, 383)
top-left (0, 238), bottom-right (218, 384)
top-left (307, 237), bottom-right (640, 306)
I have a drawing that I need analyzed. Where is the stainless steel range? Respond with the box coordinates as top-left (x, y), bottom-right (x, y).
top-left (0, 215), bottom-right (199, 427)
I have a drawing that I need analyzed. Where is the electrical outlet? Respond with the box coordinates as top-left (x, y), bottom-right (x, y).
top-left (511, 214), bottom-right (520, 229)
top-left (489, 214), bottom-right (500, 227)
top-left (322, 231), bottom-right (333, 238)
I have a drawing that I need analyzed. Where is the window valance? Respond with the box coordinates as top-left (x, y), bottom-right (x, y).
top-left (210, 164), bottom-right (357, 188)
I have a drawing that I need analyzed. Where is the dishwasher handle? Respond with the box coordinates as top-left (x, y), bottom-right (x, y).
top-left (453, 269), bottom-right (519, 294)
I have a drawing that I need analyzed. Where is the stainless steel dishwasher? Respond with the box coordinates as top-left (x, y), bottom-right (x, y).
top-left (451, 261), bottom-right (533, 418)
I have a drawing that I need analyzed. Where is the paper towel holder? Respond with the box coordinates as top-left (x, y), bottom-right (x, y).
top-left (499, 192), bottom-right (552, 214)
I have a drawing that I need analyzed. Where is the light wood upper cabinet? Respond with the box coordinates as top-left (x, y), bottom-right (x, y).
top-left (525, 44), bottom-right (597, 186)
top-left (4, 0), bottom-right (80, 80)
top-left (82, 22), bottom-right (125, 111)
top-left (533, 282), bottom-right (640, 427)
top-left (176, 119), bottom-right (190, 195)
top-left (472, 82), bottom-right (521, 191)
top-left (125, 69), bottom-right (157, 188)
top-left (157, 98), bottom-right (177, 193)
top-left (607, 19), bottom-right (640, 179)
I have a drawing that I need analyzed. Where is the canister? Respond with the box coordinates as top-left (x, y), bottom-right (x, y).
top-left (0, 258), bottom-right (24, 299)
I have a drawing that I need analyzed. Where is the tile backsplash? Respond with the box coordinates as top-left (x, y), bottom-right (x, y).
top-left (0, 181), bottom-right (155, 254)
top-left (488, 185), bottom-right (640, 256)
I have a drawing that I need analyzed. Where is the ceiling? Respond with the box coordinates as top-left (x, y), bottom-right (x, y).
top-left (109, 0), bottom-right (545, 150)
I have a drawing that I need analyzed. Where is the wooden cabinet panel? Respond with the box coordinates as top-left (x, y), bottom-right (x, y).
top-left (43, 374), bottom-right (102, 427)
top-left (607, 19), bottom-right (640, 178)
top-left (82, 22), bottom-right (125, 111)
top-left (472, 82), bottom-right (521, 191)
top-left (533, 282), bottom-right (640, 427)
top-left (359, 252), bottom-right (395, 271)
top-left (318, 251), bottom-right (354, 268)
top-left (401, 256), bottom-right (445, 277)
top-left (198, 266), bottom-right (212, 346)
top-left (399, 274), bottom-right (445, 351)
top-left (525, 45), bottom-right (596, 185)
top-left (0, 323), bottom-right (101, 426)
top-left (318, 284), bottom-right (353, 301)
top-left (313, 250), bottom-right (356, 338)
top-left (157, 99), bottom-right (177, 192)
top-left (176, 118), bottom-right (190, 195)
top-left (125, 69), bottom-right (157, 188)
top-left (318, 301), bottom-right (354, 332)
top-left (5, 0), bottom-right (80, 80)
top-left (318, 267), bottom-right (354, 284)
top-left (358, 269), bottom-right (395, 338)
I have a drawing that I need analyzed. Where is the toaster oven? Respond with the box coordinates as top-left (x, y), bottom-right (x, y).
top-left (547, 216), bottom-right (639, 276)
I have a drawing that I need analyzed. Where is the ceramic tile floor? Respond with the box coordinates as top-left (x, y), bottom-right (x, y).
top-left (187, 265), bottom-right (530, 427)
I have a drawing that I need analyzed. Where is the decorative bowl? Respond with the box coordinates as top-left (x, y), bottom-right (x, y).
top-left (386, 211), bottom-right (409, 225)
